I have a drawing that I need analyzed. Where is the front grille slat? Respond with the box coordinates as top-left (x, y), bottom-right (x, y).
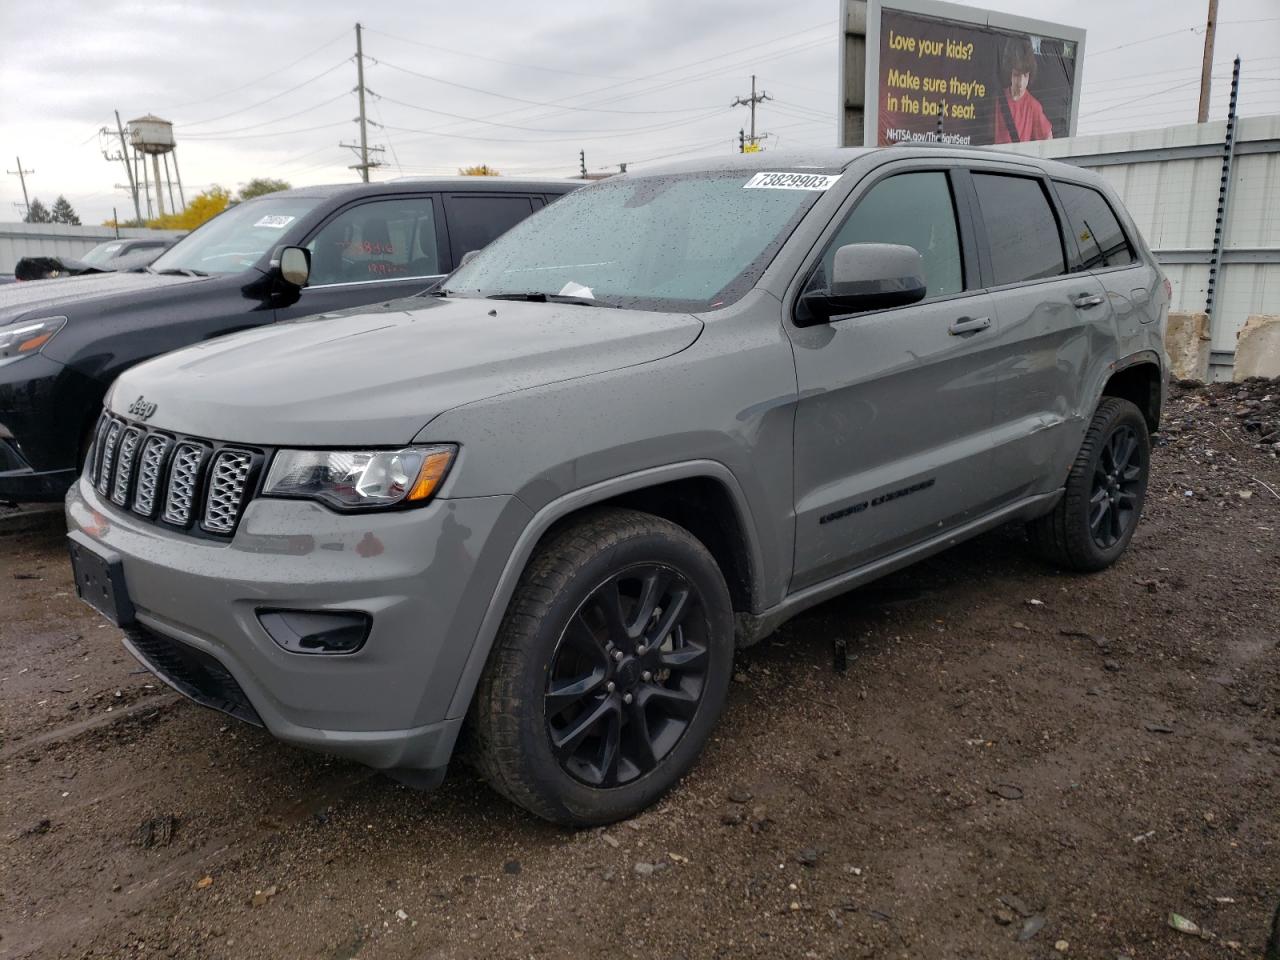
top-left (132, 434), bottom-right (170, 518)
top-left (202, 450), bottom-right (253, 534)
top-left (95, 420), bottom-right (123, 495)
top-left (162, 443), bottom-right (206, 527)
top-left (110, 427), bottom-right (142, 506)
top-left (90, 413), bottom-right (261, 539)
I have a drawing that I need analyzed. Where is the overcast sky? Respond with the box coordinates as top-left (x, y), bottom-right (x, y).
top-left (1, 0), bottom-right (1277, 225)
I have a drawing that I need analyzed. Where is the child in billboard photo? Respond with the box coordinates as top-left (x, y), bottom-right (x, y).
top-left (993, 35), bottom-right (1054, 143)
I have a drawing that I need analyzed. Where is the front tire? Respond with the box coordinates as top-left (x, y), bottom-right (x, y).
top-left (1027, 397), bottom-right (1150, 572)
top-left (469, 508), bottom-right (734, 826)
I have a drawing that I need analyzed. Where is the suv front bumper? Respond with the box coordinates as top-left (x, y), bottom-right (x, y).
top-left (0, 353), bottom-right (97, 502)
top-left (66, 476), bottom-right (532, 775)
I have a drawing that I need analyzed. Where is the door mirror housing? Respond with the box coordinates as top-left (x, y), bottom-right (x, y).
top-left (275, 246), bottom-right (311, 288)
top-left (799, 242), bottom-right (927, 324)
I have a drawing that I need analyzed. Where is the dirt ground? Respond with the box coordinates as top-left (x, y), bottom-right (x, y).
top-left (2, 380), bottom-right (1278, 960)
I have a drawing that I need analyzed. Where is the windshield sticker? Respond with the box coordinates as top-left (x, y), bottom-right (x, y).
top-left (253, 215), bottom-right (296, 229)
top-left (558, 280), bottom-right (595, 299)
top-left (743, 172), bottom-right (841, 191)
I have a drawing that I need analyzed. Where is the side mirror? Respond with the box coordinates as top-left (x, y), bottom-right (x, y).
top-left (459, 250), bottom-right (481, 267)
top-left (275, 246), bottom-right (311, 288)
top-left (800, 242), bottom-right (926, 324)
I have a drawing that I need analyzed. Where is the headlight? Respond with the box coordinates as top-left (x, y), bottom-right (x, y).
top-left (0, 316), bottom-right (67, 365)
top-left (263, 445), bottom-right (456, 510)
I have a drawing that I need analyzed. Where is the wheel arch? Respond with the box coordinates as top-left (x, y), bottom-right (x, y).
top-left (444, 460), bottom-right (764, 721)
top-left (1098, 352), bottom-right (1165, 433)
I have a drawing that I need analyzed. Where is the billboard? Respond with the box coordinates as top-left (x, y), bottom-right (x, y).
top-left (840, 0), bottom-right (1086, 148)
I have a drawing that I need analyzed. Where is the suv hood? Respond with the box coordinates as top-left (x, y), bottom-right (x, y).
top-left (0, 270), bottom-right (195, 323)
top-left (108, 296), bottom-right (702, 445)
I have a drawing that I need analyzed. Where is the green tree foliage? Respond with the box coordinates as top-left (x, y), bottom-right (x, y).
top-left (239, 177), bottom-right (291, 201)
top-left (50, 195), bottom-right (81, 225)
top-left (459, 164), bottom-right (501, 176)
top-left (23, 198), bottom-right (51, 223)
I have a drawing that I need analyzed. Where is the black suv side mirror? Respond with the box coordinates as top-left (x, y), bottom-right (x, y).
top-left (799, 242), bottom-right (926, 324)
top-left (273, 246), bottom-right (311, 288)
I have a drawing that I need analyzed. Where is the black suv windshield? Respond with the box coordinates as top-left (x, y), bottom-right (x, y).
top-left (79, 240), bottom-right (126, 265)
top-left (443, 171), bottom-right (836, 312)
top-left (150, 196), bottom-right (322, 276)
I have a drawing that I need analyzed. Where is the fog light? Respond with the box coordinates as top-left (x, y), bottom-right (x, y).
top-left (257, 609), bottom-right (371, 655)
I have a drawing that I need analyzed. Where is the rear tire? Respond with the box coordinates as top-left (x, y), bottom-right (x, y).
top-left (469, 508), bottom-right (734, 826)
top-left (1027, 397), bottom-right (1150, 572)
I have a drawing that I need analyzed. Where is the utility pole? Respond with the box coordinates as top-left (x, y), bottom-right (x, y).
top-left (732, 74), bottom-right (772, 149)
top-left (6, 156), bottom-right (33, 218)
top-left (112, 111), bottom-right (142, 224)
top-left (339, 23), bottom-right (382, 182)
top-left (579, 149), bottom-right (587, 179)
top-left (1197, 0), bottom-right (1218, 123)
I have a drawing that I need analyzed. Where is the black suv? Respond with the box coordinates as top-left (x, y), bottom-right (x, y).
top-left (0, 177), bottom-right (577, 501)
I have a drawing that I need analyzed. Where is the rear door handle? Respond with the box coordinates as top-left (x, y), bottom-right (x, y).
top-left (1072, 292), bottom-right (1106, 309)
top-left (948, 315), bottom-right (991, 335)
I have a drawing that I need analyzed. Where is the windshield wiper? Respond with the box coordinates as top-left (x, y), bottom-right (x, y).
top-left (486, 292), bottom-right (615, 308)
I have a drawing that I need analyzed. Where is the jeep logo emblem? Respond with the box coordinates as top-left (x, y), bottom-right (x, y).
top-left (128, 396), bottom-right (157, 421)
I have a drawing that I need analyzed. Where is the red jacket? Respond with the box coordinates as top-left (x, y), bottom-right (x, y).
top-left (994, 89), bottom-right (1054, 143)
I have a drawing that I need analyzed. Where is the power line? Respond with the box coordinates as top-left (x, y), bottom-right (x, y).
top-left (362, 27), bottom-right (634, 82)
top-left (373, 57), bottom-right (722, 114)
top-left (177, 59), bottom-right (351, 127)
top-left (375, 108), bottom-right (729, 146)
top-left (177, 120), bottom-right (352, 142)
top-left (180, 91), bottom-right (352, 139)
top-left (1079, 78), bottom-right (1201, 118)
top-left (155, 29), bottom-right (351, 112)
top-left (374, 92), bottom-right (728, 135)
top-left (370, 22), bottom-right (832, 143)
top-left (1087, 25), bottom-right (1200, 58)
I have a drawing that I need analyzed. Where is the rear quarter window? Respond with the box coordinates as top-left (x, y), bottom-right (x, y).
top-left (1055, 181), bottom-right (1137, 269)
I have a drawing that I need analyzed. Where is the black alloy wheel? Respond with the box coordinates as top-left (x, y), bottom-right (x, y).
top-left (546, 564), bottom-right (708, 787)
top-left (1089, 423), bottom-right (1143, 549)
top-left (469, 508), bottom-right (734, 826)
top-left (1026, 396), bottom-right (1151, 572)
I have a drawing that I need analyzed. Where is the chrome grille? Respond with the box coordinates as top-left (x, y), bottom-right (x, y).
top-left (162, 443), bottom-right (205, 526)
top-left (110, 427), bottom-right (142, 506)
top-left (96, 420), bottom-right (122, 495)
top-left (132, 434), bottom-right (170, 518)
top-left (90, 411), bottom-right (262, 537)
top-left (202, 450), bottom-right (253, 534)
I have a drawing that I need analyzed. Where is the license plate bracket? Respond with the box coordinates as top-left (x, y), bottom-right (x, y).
top-left (67, 531), bottom-right (136, 627)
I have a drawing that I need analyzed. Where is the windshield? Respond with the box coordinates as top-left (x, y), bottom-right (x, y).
top-left (150, 196), bottom-right (322, 275)
top-left (79, 241), bottom-right (125, 265)
top-left (443, 170), bottom-right (835, 312)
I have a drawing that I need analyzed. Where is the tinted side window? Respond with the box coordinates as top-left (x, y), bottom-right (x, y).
top-left (808, 171), bottom-right (963, 301)
top-left (1055, 181), bottom-right (1136, 269)
top-left (445, 195), bottom-right (535, 265)
top-left (306, 197), bottom-right (440, 285)
top-left (972, 174), bottom-right (1066, 286)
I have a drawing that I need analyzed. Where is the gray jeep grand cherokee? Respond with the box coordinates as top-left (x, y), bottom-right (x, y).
top-left (66, 147), bottom-right (1168, 825)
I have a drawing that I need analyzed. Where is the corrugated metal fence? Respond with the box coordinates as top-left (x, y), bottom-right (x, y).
top-left (1002, 114), bottom-right (1280, 380)
top-left (0, 223), bottom-right (186, 273)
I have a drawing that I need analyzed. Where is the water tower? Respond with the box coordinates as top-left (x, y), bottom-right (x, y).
top-left (127, 114), bottom-right (185, 219)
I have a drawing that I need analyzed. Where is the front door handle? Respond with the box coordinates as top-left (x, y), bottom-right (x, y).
top-left (948, 315), bottom-right (991, 335)
top-left (1072, 292), bottom-right (1106, 309)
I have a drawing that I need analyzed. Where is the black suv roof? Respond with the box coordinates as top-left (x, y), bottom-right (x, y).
top-left (274, 176), bottom-right (581, 202)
